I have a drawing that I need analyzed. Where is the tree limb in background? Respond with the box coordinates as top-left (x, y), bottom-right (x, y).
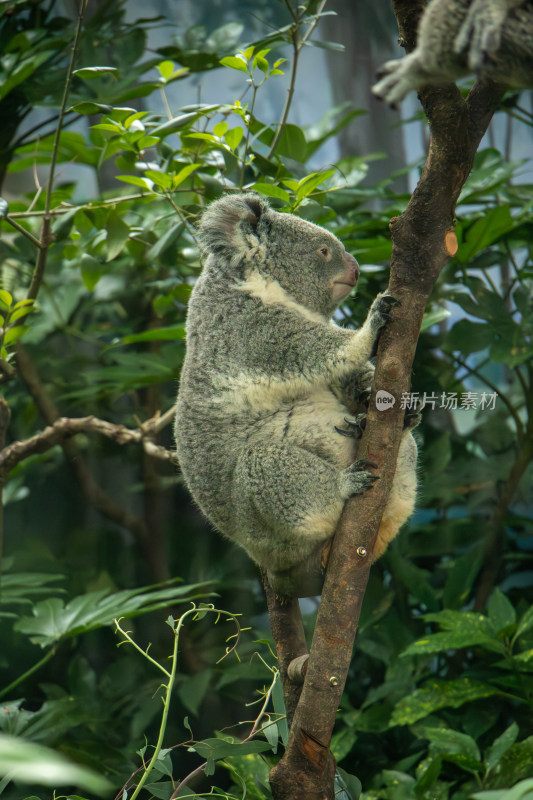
top-left (7, 347), bottom-right (176, 581)
top-left (268, 1), bottom-right (507, 797)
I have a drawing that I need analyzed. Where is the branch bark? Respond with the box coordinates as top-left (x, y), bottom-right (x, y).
top-left (268, 3), bottom-right (507, 798)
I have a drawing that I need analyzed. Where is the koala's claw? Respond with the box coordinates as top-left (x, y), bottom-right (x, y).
top-left (340, 458), bottom-right (379, 498)
top-left (378, 294), bottom-right (401, 318)
top-left (334, 414), bottom-right (366, 439)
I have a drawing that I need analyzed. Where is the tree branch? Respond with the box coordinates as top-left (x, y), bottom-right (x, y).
top-left (0, 414), bottom-right (177, 474)
top-left (268, 3), bottom-right (507, 798)
top-left (13, 346), bottom-right (175, 581)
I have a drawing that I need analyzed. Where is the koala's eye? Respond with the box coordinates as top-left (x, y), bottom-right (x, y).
top-left (319, 246), bottom-right (330, 258)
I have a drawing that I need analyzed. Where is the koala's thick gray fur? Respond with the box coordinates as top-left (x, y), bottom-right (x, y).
top-left (372, 0), bottom-right (533, 106)
top-left (175, 194), bottom-right (417, 596)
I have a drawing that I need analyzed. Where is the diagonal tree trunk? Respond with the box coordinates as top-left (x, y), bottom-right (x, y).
top-left (267, 2), bottom-right (507, 797)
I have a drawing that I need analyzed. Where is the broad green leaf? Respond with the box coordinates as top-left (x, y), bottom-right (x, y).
top-left (471, 784), bottom-right (533, 800)
top-left (13, 580), bottom-right (215, 647)
top-left (296, 169), bottom-right (336, 199)
top-left (115, 175), bottom-right (151, 188)
top-left (0, 734), bottom-right (111, 794)
top-left (486, 723), bottom-right (519, 772)
top-left (391, 678), bottom-right (503, 726)
top-left (172, 163), bottom-right (201, 188)
top-left (69, 101), bottom-right (112, 115)
top-left (213, 121), bottom-right (228, 137)
top-left (80, 254), bottom-right (104, 291)
top-left (148, 222), bottom-right (185, 260)
top-left (105, 210), bottom-right (130, 261)
top-left (276, 124), bottom-right (307, 162)
top-left (458, 205), bottom-right (516, 263)
top-left (488, 589), bottom-right (516, 634)
top-left (271, 671), bottom-right (289, 746)
top-left (417, 725), bottom-right (481, 761)
top-left (0, 290), bottom-right (12, 309)
top-left (144, 169), bottom-right (172, 190)
top-left (219, 55), bottom-right (248, 73)
top-left (121, 324), bottom-right (186, 344)
top-left (420, 306), bottom-right (451, 332)
top-left (188, 738), bottom-right (271, 777)
top-left (401, 610), bottom-right (502, 656)
top-left (224, 127), bottom-right (243, 150)
top-left (251, 183), bottom-right (291, 204)
top-left (73, 66), bottom-right (119, 79)
top-left (158, 60), bottom-right (175, 79)
top-left (151, 112), bottom-right (210, 136)
top-left (4, 325), bottom-right (29, 346)
top-left (177, 669), bottom-right (213, 716)
top-left (515, 606), bottom-right (533, 640)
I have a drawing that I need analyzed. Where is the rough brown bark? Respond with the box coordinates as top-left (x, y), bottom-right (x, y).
top-left (268, 3), bottom-right (507, 798)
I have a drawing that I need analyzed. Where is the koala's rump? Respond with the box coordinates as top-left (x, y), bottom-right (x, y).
top-left (175, 381), bottom-right (356, 538)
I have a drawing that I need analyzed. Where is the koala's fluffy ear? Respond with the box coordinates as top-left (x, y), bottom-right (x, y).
top-left (197, 193), bottom-right (271, 265)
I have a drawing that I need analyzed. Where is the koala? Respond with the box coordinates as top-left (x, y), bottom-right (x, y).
top-left (174, 194), bottom-right (418, 597)
top-left (372, 0), bottom-right (533, 107)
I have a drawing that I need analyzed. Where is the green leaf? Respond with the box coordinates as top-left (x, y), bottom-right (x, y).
top-left (73, 66), bottom-right (119, 80)
top-left (105, 210), bottom-right (130, 261)
top-left (4, 325), bottom-right (29, 346)
top-left (13, 580), bottom-right (215, 647)
top-left (115, 175), bottom-right (151, 188)
top-left (121, 324), bottom-right (186, 344)
top-left (272, 671), bottom-right (289, 746)
top-left (486, 723), bottom-right (519, 772)
top-left (391, 678), bottom-right (503, 726)
top-left (177, 669), bottom-right (213, 716)
top-left (276, 124), bottom-right (307, 161)
top-left (224, 127), bottom-right (244, 150)
top-left (0, 290), bottom-right (13, 309)
top-left (416, 724), bottom-right (481, 761)
top-left (515, 606), bottom-right (533, 641)
top-left (80, 254), bottom-right (104, 292)
top-left (471, 781), bottom-right (533, 800)
top-left (420, 306), bottom-right (451, 332)
top-left (172, 163), bottom-right (201, 188)
top-left (251, 183), bottom-right (291, 204)
top-left (0, 734), bottom-right (111, 794)
top-left (69, 101), bottom-right (112, 115)
top-left (458, 205), bottom-right (516, 263)
top-left (158, 60), bottom-right (175, 79)
top-left (401, 610), bottom-right (502, 656)
top-left (219, 55), bottom-right (248, 72)
top-left (188, 738), bottom-right (271, 777)
top-left (488, 589), bottom-right (516, 634)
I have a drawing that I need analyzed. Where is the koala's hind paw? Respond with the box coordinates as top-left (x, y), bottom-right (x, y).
top-left (335, 414), bottom-right (366, 439)
top-left (340, 458), bottom-right (379, 498)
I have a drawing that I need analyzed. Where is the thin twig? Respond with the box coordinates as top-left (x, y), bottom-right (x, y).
top-left (267, 0), bottom-right (327, 158)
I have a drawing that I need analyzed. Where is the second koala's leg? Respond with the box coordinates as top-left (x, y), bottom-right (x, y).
top-left (232, 442), bottom-right (376, 577)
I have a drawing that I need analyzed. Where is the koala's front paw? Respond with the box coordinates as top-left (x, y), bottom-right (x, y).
top-left (404, 410), bottom-right (422, 430)
top-left (340, 458), bottom-right (379, 498)
top-left (369, 292), bottom-right (400, 336)
top-left (335, 414), bottom-right (366, 439)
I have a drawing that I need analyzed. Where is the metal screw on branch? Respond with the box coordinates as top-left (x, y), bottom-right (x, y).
top-left (329, 675), bottom-right (340, 687)
top-left (356, 546), bottom-right (367, 558)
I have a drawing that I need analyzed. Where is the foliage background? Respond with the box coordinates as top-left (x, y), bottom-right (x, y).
top-left (0, 0), bottom-right (532, 798)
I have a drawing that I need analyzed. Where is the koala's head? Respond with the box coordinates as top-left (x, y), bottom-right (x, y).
top-left (197, 193), bottom-right (359, 316)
